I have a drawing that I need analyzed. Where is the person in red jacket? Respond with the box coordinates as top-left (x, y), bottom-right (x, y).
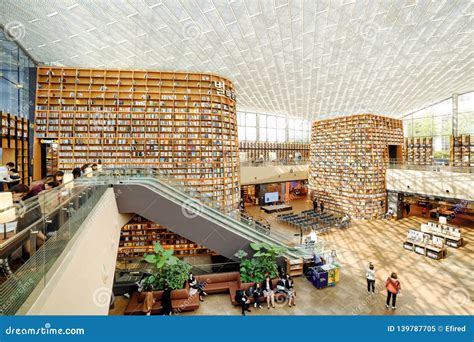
top-left (385, 272), bottom-right (401, 310)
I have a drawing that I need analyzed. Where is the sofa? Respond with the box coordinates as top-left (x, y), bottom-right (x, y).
top-left (229, 279), bottom-right (287, 306)
top-left (123, 282), bottom-right (200, 315)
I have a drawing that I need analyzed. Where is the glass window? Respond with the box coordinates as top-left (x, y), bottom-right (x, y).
top-left (246, 113), bottom-right (256, 126)
top-left (277, 129), bottom-right (286, 142)
top-left (459, 92), bottom-right (474, 112)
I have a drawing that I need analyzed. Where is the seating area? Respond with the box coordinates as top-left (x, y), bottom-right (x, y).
top-left (277, 210), bottom-right (342, 233)
top-left (123, 271), bottom-right (288, 315)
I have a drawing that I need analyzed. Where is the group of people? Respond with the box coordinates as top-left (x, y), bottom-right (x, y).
top-left (365, 262), bottom-right (402, 310)
top-left (2, 163), bottom-right (99, 257)
top-left (236, 272), bottom-right (296, 315)
top-left (312, 197), bottom-right (324, 213)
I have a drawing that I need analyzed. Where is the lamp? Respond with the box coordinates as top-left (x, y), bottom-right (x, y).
top-left (0, 193), bottom-right (15, 239)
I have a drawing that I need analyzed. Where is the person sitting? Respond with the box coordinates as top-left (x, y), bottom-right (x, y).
top-left (53, 171), bottom-right (64, 184)
top-left (10, 184), bottom-right (29, 202)
top-left (6, 162), bottom-right (15, 171)
top-left (235, 289), bottom-right (251, 315)
top-left (72, 167), bottom-right (82, 179)
top-left (276, 273), bottom-right (288, 293)
top-left (286, 274), bottom-right (296, 307)
top-left (22, 177), bottom-right (53, 200)
top-left (142, 283), bottom-right (155, 316)
top-left (6, 168), bottom-right (21, 187)
top-left (261, 273), bottom-right (275, 309)
top-left (246, 282), bottom-right (263, 309)
top-left (188, 272), bottom-right (207, 302)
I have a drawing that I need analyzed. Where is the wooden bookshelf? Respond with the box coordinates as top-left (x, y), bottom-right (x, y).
top-left (35, 66), bottom-right (240, 209)
top-left (451, 135), bottom-right (473, 167)
top-left (117, 215), bottom-right (214, 259)
top-left (239, 141), bottom-right (310, 161)
top-left (1, 111), bottom-right (30, 184)
top-left (404, 137), bottom-right (433, 165)
top-left (309, 114), bottom-right (403, 219)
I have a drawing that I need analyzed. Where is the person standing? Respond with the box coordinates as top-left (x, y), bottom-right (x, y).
top-left (385, 272), bottom-right (401, 310)
top-left (405, 203), bottom-right (411, 216)
top-left (161, 282), bottom-right (172, 316)
top-left (320, 201), bottom-right (324, 213)
top-left (313, 197), bottom-right (318, 212)
top-left (366, 263), bottom-right (376, 294)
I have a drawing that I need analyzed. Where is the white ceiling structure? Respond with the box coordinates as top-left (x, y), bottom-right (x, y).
top-left (0, 0), bottom-right (473, 119)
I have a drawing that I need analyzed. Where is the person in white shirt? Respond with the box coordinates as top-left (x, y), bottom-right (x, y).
top-left (385, 208), bottom-right (394, 219)
top-left (366, 262), bottom-right (376, 293)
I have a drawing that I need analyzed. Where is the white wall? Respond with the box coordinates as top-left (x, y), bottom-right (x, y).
top-left (386, 169), bottom-right (474, 200)
top-left (240, 164), bottom-right (309, 185)
top-left (22, 189), bottom-right (132, 315)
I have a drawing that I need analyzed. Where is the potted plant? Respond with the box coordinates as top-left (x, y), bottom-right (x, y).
top-left (144, 243), bottom-right (191, 290)
top-left (235, 242), bottom-right (287, 284)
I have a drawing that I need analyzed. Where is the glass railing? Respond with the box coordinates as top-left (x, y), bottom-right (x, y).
top-left (0, 180), bottom-right (107, 315)
top-left (388, 162), bottom-right (474, 173)
top-left (77, 168), bottom-right (311, 259)
top-left (240, 160), bottom-right (309, 167)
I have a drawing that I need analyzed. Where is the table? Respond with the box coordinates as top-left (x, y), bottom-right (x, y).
top-left (403, 240), bottom-right (447, 260)
top-left (261, 204), bottom-right (292, 214)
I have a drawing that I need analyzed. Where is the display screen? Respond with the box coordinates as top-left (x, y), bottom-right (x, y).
top-left (264, 192), bottom-right (279, 203)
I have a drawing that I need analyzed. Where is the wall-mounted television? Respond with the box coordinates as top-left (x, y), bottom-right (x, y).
top-left (264, 192), bottom-right (279, 203)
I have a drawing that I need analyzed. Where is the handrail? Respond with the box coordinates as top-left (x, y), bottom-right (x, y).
top-left (77, 168), bottom-right (313, 259)
top-left (0, 182), bottom-right (108, 315)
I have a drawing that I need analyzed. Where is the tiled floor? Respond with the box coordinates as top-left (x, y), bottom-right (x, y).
top-left (110, 200), bottom-right (474, 316)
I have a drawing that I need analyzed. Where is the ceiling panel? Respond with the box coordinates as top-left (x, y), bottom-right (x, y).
top-left (0, 0), bottom-right (472, 119)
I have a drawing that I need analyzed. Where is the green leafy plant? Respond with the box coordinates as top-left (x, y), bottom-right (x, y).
top-left (144, 243), bottom-right (191, 290)
top-left (234, 242), bottom-right (287, 283)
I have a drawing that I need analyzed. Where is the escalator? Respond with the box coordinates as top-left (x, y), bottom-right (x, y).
top-left (82, 168), bottom-right (306, 261)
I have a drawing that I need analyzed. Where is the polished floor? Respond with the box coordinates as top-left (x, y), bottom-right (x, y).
top-left (110, 199), bottom-right (474, 316)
